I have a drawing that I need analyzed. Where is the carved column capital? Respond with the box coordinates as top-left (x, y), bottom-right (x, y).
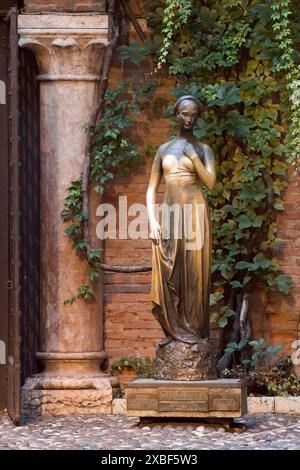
top-left (18, 14), bottom-right (108, 81)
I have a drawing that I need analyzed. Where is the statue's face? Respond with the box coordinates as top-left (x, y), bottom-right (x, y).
top-left (177, 100), bottom-right (199, 131)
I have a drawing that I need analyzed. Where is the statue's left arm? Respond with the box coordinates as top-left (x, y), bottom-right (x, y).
top-left (184, 142), bottom-right (216, 190)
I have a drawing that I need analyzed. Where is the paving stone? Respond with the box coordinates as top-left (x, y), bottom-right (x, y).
top-left (0, 412), bottom-right (299, 450)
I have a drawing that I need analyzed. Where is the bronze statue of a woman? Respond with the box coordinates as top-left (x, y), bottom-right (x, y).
top-left (146, 95), bottom-right (217, 380)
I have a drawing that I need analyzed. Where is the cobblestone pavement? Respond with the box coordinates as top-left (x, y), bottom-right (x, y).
top-left (0, 412), bottom-right (300, 450)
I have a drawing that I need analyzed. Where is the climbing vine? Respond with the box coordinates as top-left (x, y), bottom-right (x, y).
top-left (62, 1), bottom-right (300, 370)
top-left (61, 78), bottom-right (158, 304)
top-left (156, 0), bottom-right (192, 69)
top-left (62, 86), bottom-right (138, 303)
top-left (61, 1), bottom-right (156, 304)
top-left (271, 0), bottom-right (300, 166)
top-left (145, 0), bottom-right (300, 369)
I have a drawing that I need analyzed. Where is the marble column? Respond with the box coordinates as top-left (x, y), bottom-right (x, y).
top-left (18, 14), bottom-right (112, 415)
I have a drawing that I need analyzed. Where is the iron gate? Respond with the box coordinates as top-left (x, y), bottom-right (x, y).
top-left (0, 14), bottom-right (9, 414)
top-left (19, 41), bottom-right (41, 387)
top-left (0, 6), bottom-right (40, 423)
top-left (7, 6), bottom-right (21, 424)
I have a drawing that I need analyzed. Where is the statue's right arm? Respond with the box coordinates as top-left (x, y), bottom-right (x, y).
top-left (146, 149), bottom-right (163, 244)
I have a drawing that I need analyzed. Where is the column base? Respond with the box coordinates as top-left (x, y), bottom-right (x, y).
top-left (36, 351), bottom-right (107, 376)
top-left (22, 372), bottom-right (114, 417)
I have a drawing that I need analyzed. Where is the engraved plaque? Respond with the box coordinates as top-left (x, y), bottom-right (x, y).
top-left (159, 401), bottom-right (208, 412)
top-left (126, 392), bottom-right (158, 411)
top-left (159, 389), bottom-right (208, 402)
top-left (125, 380), bottom-right (246, 417)
top-left (209, 390), bottom-right (240, 411)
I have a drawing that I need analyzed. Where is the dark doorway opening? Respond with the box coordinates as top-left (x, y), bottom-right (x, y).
top-left (0, 18), bottom-right (9, 413)
top-left (19, 46), bottom-right (41, 386)
top-left (0, 7), bottom-right (40, 421)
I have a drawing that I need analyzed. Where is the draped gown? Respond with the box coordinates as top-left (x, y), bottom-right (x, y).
top-left (150, 139), bottom-right (212, 345)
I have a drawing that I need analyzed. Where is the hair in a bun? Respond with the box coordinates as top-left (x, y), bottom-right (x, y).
top-left (174, 95), bottom-right (203, 114)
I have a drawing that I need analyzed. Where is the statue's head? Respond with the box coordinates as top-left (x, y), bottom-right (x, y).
top-left (174, 95), bottom-right (203, 132)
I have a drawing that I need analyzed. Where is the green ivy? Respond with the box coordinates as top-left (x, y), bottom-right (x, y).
top-left (271, 0), bottom-right (300, 166)
top-left (156, 0), bottom-right (192, 69)
top-left (62, 1), bottom-right (298, 319)
top-left (61, 80), bottom-right (157, 303)
top-left (145, 0), bottom-right (295, 321)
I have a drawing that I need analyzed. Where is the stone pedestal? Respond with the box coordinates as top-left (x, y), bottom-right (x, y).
top-left (22, 374), bottom-right (112, 417)
top-left (126, 379), bottom-right (247, 419)
top-left (18, 14), bottom-right (112, 415)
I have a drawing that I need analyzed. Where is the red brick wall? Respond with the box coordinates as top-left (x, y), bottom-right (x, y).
top-left (251, 170), bottom-right (300, 355)
top-left (24, 0), bottom-right (106, 13)
top-left (103, 166), bottom-right (164, 359)
top-left (101, 10), bottom-right (175, 361)
top-left (104, 155), bottom-right (300, 363)
top-left (102, 4), bottom-right (300, 361)
top-left (104, 60), bottom-right (300, 363)
top-left (103, 54), bottom-right (172, 359)
top-left (27, 0), bottom-right (299, 361)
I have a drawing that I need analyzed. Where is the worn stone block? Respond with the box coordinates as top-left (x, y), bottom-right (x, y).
top-left (112, 398), bottom-right (127, 415)
top-left (24, 1), bottom-right (106, 13)
top-left (274, 397), bottom-right (300, 415)
top-left (22, 376), bottom-right (113, 417)
top-left (247, 396), bottom-right (275, 414)
top-left (22, 389), bottom-right (112, 416)
top-left (126, 379), bottom-right (247, 419)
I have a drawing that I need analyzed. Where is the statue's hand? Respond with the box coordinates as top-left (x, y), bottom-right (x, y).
top-left (149, 220), bottom-right (161, 245)
top-left (183, 142), bottom-right (199, 160)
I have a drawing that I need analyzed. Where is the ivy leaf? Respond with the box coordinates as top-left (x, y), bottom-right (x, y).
top-left (273, 198), bottom-right (284, 211)
top-left (266, 345), bottom-right (284, 355)
top-left (274, 274), bottom-right (292, 295)
top-left (252, 215), bottom-right (264, 227)
top-left (249, 338), bottom-right (266, 350)
top-left (236, 261), bottom-right (251, 270)
top-left (271, 238), bottom-right (284, 251)
top-left (215, 83), bottom-right (241, 106)
top-left (253, 253), bottom-right (273, 270)
top-left (118, 42), bottom-right (151, 64)
top-left (225, 342), bottom-right (239, 353)
top-left (272, 160), bottom-right (287, 176)
top-left (230, 280), bottom-right (243, 288)
top-left (73, 239), bottom-right (86, 252)
top-left (87, 249), bottom-right (103, 264)
top-left (64, 296), bottom-right (77, 306)
top-left (218, 316), bottom-right (230, 328)
top-left (237, 214), bottom-right (252, 229)
top-left (225, 339), bottom-right (247, 352)
top-left (209, 291), bottom-right (224, 306)
top-left (243, 275), bottom-right (252, 285)
top-left (220, 306), bottom-right (235, 317)
top-left (61, 209), bottom-right (72, 222)
top-left (88, 268), bottom-right (101, 282)
top-left (250, 4), bottom-right (271, 23)
top-left (65, 224), bottom-right (81, 238)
